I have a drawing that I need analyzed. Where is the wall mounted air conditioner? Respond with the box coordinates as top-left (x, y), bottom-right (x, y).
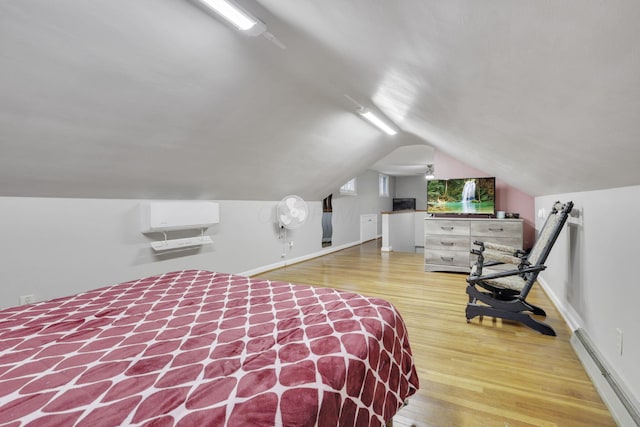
top-left (141, 201), bottom-right (219, 233)
top-left (140, 201), bottom-right (220, 251)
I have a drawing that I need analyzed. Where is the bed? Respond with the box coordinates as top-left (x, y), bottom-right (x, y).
top-left (0, 270), bottom-right (419, 426)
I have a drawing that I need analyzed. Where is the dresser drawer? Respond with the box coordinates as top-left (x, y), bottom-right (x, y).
top-left (425, 235), bottom-right (470, 251)
top-left (425, 220), bottom-right (470, 236)
top-left (471, 220), bottom-right (522, 237)
top-left (424, 249), bottom-right (470, 267)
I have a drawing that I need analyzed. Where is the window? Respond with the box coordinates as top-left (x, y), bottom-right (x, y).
top-left (379, 174), bottom-right (389, 197)
top-left (340, 178), bottom-right (357, 195)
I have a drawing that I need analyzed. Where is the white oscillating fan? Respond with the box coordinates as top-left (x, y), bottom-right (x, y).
top-left (277, 195), bottom-right (308, 229)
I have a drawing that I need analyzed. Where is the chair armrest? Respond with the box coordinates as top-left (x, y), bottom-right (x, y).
top-left (471, 240), bottom-right (527, 277)
top-left (467, 265), bottom-right (547, 284)
top-left (483, 249), bottom-right (522, 266)
top-left (483, 241), bottom-right (522, 255)
top-left (474, 240), bottom-right (525, 256)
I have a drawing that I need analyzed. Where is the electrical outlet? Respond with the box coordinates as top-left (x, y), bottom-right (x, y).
top-left (19, 294), bottom-right (35, 305)
top-left (616, 328), bottom-right (623, 356)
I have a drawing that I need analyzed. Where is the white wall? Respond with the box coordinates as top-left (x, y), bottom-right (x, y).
top-left (0, 170), bottom-right (391, 310)
top-left (0, 197), bottom-right (318, 309)
top-left (536, 185), bottom-right (640, 407)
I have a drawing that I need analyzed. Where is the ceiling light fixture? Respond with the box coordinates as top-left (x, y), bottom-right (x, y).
top-left (200, 0), bottom-right (266, 36)
top-left (357, 107), bottom-right (397, 136)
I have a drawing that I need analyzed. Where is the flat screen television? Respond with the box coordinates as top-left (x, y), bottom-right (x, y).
top-left (392, 198), bottom-right (416, 211)
top-left (427, 177), bottom-right (496, 215)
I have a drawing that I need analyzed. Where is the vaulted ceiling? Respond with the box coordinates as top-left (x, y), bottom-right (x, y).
top-left (1, 1), bottom-right (639, 201)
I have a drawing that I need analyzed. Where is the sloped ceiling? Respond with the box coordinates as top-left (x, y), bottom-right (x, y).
top-left (1, 1), bottom-right (640, 201)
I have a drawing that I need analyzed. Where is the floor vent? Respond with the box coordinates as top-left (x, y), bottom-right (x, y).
top-left (573, 328), bottom-right (640, 426)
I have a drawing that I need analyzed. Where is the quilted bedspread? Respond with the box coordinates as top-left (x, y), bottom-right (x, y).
top-left (0, 270), bottom-right (418, 426)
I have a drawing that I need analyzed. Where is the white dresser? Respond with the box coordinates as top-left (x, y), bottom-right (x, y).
top-left (424, 217), bottom-right (523, 272)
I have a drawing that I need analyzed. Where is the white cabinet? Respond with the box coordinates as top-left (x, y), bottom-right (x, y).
top-left (424, 218), bottom-right (523, 272)
top-left (360, 214), bottom-right (378, 242)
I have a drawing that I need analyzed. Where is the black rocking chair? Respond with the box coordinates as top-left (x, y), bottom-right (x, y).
top-left (465, 201), bottom-right (574, 336)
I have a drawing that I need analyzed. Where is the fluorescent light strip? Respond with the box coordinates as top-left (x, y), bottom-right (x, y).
top-left (200, 0), bottom-right (257, 31)
top-left (359, 109), bottom-right (397, 136)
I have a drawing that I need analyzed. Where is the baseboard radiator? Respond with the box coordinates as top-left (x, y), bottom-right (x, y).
top-left (573, 328), bottom-right (640, 426)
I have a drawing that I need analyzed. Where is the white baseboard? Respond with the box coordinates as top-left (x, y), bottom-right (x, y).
top-left (571, 330), bottom-right (640, 427)
top-left (238, 240), bottom-right (363, 277)
top-left (538, 277), bottom-right (639, 426)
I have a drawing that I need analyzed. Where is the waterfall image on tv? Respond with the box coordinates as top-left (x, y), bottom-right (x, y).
top-left (427, 177), bottom-right (496, 215)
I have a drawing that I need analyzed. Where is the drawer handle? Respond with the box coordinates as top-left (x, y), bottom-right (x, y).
top-left (441, 226), bottom-right (454, 231)
top-left (441, 256), bottom-right (454, 262)
top-left (440, 241), bottom-right (454, 246)
top-left (488, 227), bottom-right (504, 232)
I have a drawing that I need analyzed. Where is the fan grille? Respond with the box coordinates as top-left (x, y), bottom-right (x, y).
top-left (278, 195), bottom-right (308, 229)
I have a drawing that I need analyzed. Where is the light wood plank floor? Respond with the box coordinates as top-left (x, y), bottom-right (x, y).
top-left (255, 239), bottom-right (616, 427)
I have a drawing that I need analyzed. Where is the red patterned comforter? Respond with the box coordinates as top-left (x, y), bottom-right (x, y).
top-left (0, 270), bottom-right (419, 426)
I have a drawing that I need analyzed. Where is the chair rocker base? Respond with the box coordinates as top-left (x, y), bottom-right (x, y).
top-left (466, 285), bottom-right (556, 336)
top-left (466, 285), bottom-right (547, 316)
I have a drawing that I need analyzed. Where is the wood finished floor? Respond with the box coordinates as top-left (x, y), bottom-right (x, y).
top-left (254, 239), bottom-right (616, 427)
